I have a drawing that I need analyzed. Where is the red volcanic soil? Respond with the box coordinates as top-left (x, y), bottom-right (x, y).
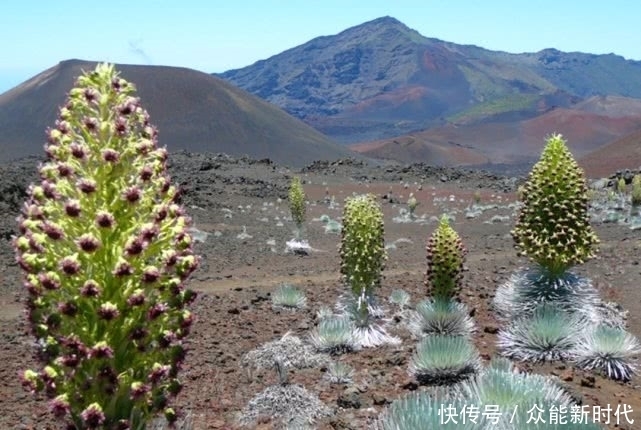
top-left (0, 155), bottom-right (639, 429)
top-left (352, 107), bottom-right (641, 168)
top-left (351, 131), bottom-right (491, 165)
top-left (347, 86), bottom-right (429, 113)
top-left (521, 108), bottom-right (641, 156)
top-left (580, 129), bottom-right (641, 178)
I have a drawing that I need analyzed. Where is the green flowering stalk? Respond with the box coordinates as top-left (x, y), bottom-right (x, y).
top-left (511, 134), bottom-right (599, 278)
top-left (288, 176), bottom-right (306, 238)
top-left (631, 174), bottom-right (641, 207)
top-left (339, 194), bottom-right (386, 322)
top-left (16, 63), bottom-right (198, 429)
top-left (425, 215), bottom-right (467, 300)
top-left (337, 194), bottom-right (399, 347)
top-left (407, 193), bottom-right (418, 218)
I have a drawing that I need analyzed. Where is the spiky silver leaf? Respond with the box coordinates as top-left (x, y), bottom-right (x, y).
top-left (315, 306), bottom-right (334, 322)
top-left (408, 298), bottom-right (475, 337)
top-left (458, 357), bottom-right (575, 406)
top-left (378, 390), bottom-right (479, 430)
top-left (324, 361), bottom-right (354, 384)
top-left (572, 324), bottom-right (641, 381)
top-left (497, 304), bottom-right (584, 363)
top-left (389, 289), bottom-right (411, 309)
top-left (271, 284), bottom-right (307, 311)
top-left (335, 291), bottom-right (386, 321)
top-left (408, 335), bottom-right (481, 385)
top-left (309, 316), bottom-right (359, 355)
top-left (351, 323), bottom-right (401, 348)
top-left (493, 266), bottom-right (601, 322)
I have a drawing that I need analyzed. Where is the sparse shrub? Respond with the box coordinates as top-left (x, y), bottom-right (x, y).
top-left (319, 214), bottom-right (330, 223)
top-left (271, 284), bottom-right (307, 311)
top-left (425, 215), bottom-right (467, 300)
top-left (238, 383), bottom-right (332, 428)
top-left (309, 317), bottom-right (359, 355)
top-left (288, 176), bottom-right (306, 238)
top-left (617, 177), bottom-right (627, 194)
top-left (511, 134), bottom-right (598, 278)
top-left (241, 332), bottom-right (329, 375)
top-left (572, 324), bottom-right (641, 381)
top-left (16, 64), bottom-right (198, 429)
top-left (409, 298), bottom-right (475, 337)
top-left (497, 304), bottom-right (583, 363)
top-left (324, 361), bottom-right (354, 384)
top-left (388, 289), bottom-right (411, 309)
top-left (408, 335), bottom-right (480, 385)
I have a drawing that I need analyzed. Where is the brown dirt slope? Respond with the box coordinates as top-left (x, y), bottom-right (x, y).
top-left (579, 129), bottom-right (641, 178)
top-left (351, 107), bottom-right (641, 168)
top-left (0, 59), bottom-right (356, 167)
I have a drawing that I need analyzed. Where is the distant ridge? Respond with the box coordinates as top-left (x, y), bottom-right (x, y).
top-left (0, 59), bottom-right (355, 166)
top-left (219, 16), bottom-right (641, 166)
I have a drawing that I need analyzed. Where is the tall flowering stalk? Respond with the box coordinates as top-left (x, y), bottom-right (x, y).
top-left (16, 63), bottom-right (198, 429)
top-left (425, 215), bottom-right (467, 301)
top-left (339, 193), bottom-right (386, 325)
top-left (288, 176), bottom-right (306, 239)
top-left (337, 194), bottom-right (400, 348)
top-left (511, 133), bottom-right (598, 278)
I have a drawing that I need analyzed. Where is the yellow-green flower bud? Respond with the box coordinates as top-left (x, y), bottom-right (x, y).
top-left (512, 134), bottom-right (598, 276)
top-left (288, 176), bottom-right (306, 231)
top-left (425, 215), bottom-right (467, 300)
top-left (340, 194), bottom-right (386, 298)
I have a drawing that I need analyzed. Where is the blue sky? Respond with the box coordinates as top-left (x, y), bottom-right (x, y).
top-left (1, 1), bottom-right (639, 93)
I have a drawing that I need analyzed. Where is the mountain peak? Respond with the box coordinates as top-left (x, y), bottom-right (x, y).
top-left (342, 15), bottom-right (421, 39)
top-left (362, 16), bottom-right (405, 26)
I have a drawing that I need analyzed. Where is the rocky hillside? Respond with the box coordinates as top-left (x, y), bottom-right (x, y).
top-left (0, 59), bottom-right (356, 167)
top-left (351, 98), bottom-right (641, 168)
top-left (219, 17), bottom-right (641, 144)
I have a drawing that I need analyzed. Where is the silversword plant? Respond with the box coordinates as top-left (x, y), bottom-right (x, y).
top-left (407, 193), bottom-right (418, 218)
top-left (339, 194), bottom-right (386, 325)
top-left (337, 194), bottom-right (400, 347)
top-left (271, 284), bottom-right (307, 311)
top-left (425, 215), bottom-right (467, 300)
top-left (288, 176), bottom-right (306, 239)
top-left (17, 63), bottom-right (198, 429)
top-left (511, 133), bottom-right (598, 278)
top-left (631, 174), bottom-right (641, 207)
